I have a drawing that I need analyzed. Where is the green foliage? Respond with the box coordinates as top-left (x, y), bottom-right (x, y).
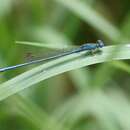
top-left (0, 0), bottom-right (130, 130)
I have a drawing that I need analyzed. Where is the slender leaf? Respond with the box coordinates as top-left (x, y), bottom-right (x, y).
top-left (0, 45), bottom-right (130, 101)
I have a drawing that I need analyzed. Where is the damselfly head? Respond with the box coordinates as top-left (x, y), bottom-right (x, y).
top-left (97, 40), bottom-right (104, 48)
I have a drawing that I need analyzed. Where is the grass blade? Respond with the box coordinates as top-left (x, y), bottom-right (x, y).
top-left (0, 45), bottom-right (130, 101)
top-left (55, 0), bottom-right (122, 41)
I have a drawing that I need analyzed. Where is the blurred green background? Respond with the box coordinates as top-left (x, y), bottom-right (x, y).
top-left (0, 0), bottom-right (130, 130)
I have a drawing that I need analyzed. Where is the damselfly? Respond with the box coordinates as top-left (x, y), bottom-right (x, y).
top-left (0, 40), bottom-right (104, 72)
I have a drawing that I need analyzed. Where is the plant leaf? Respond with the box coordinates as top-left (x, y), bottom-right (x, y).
top-left (0, 45), bottom-right (130, 101)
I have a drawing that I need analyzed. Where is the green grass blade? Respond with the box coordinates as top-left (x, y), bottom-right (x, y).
top-left (55, 0), bottom-right (122, 41)
top-left (16, 41), bottom-right (72, 50)
top-left (54, 90), bottom-right (130, 130)
top-left (7, 95), bottom-right (66, 130)
top-left (0, 45), bottom-right (130, 101)
top-left (16, 41), bottom-right (54, 48)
